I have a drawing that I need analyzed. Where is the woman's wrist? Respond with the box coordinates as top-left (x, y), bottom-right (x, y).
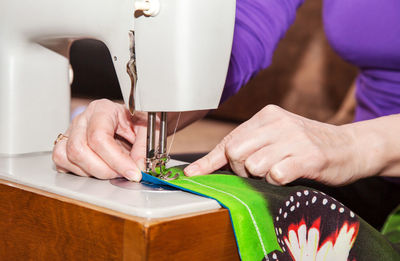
top-left (344, 115), bottom-right (400, 179)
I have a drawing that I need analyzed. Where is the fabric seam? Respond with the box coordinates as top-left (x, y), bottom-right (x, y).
top-left (181, 177), bottom-right (268, 258)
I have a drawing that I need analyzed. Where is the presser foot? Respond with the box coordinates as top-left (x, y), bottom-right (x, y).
top-left (145, 157), bottom-right (157, 174)
top-left (159, 170), bottom-right (180, 181)
top-left (146, 155), bottom-right (179, 181)
top-left (156, 155), bottom-right (179, 180)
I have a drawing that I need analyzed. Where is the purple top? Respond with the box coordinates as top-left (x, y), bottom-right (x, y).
top-left (223, 0), bottom-right (400, 122)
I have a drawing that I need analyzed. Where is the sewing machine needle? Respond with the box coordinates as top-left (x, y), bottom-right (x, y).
top-left (146, 112), bottom-right (156, 172)
top-left (159, 112), bottom-right (167, 159)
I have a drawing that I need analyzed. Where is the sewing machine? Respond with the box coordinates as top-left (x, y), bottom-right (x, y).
top-left (0, 0), bottom-right (235, 214)
top-left (0, 0), bottom-right (235, 161)
top-left (0, 0), bottom-right (237, 259)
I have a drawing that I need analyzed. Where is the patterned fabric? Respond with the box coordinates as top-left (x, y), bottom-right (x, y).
top-left (142, 167), bottom-right (400, 261)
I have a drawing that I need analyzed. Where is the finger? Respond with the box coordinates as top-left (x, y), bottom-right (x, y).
top-left (115, 104), bottom-right (137, 145)
top-left (52, 137), bottom-right (90, 177)
top-left (228, 160), bottom-right (251, 178)
top-left (130, 124), bottom-right (148, 171)
top-left (115, 135), bottom-right (133, 153)
top-left (267, 157), bottom-right (307, 185)
top-left (67, 117), bottom-right (120, 180)
top-left (184, 136), bottom-right (230, 176)
top-left (244, 144), bottom-right (291, 178)
top-left (225, 127), bottom-right (281, 177)
top-left (184, 107), bottom-right (287, 177)
top-left (184, 120), bottom-right (257, 177)
top-left (87, 112), bottom-right (142, 182)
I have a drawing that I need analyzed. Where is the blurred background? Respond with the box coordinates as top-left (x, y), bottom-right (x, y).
top-left (69, 0), bottom-right (358, 157)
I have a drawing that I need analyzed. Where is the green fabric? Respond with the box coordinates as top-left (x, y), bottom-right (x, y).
top-left (144, 166), bottom-right (400, 260)
top-left (149, 167), bottom-right (279, 260)
top-left (382, 205), bottom-right (400, 244)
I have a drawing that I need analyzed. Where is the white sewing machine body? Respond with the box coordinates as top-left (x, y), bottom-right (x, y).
top-left (0, 153), bottom-right (222, 218)
top-left (0, 0), bottom-right (236, 218)
top-left (0, 0), bottom-right (235, 154)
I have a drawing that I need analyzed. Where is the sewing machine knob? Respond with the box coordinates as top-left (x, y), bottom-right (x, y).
top-left (135, 0), bottom-right (160, 17)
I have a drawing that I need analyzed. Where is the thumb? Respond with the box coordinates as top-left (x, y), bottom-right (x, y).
top-left (184, 138), bottom-right (229, 176)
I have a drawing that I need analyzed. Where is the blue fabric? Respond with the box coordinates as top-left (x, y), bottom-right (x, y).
top-left (141, 172), bottom-right (231, 209)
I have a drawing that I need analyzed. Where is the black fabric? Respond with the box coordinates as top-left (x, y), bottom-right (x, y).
top-left (291, 177), bottom-right (400, 230)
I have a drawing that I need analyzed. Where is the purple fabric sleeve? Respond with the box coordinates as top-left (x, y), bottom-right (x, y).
top-left (220, 0), bottom-right (304, 103)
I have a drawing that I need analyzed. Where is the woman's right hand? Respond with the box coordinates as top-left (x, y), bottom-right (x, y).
top-left (52, 99), bottom-right (147, 181)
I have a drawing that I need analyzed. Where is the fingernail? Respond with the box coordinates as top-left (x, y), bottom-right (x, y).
top-left (125, 170), bottom-right (142, 182)
top-left (56, 168), bottom-right (66, 174)
top-left (266, 171), bottom-right (279, 186)
top-left (185, 164), bottom-right (200, 176)
top-left (269, 168), bottom-right (286, 185)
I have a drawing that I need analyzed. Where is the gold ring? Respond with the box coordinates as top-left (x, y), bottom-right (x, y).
top-left (54, 133), bottom-right (68, 145)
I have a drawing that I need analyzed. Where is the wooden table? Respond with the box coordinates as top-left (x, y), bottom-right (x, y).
top-left (0, 179), bottom-right (240, 260)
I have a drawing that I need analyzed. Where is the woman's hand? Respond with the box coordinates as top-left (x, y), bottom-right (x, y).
top-left (184, 105), bottom-right (375, 186)
top-left (52, 99), bottom-right (147, 181)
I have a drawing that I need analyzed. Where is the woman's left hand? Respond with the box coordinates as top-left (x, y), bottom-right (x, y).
top-left (184, 105), bottom-right (365, 186)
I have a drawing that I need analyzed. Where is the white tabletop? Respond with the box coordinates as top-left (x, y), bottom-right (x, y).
top-left (0, 152), bottom-right (220, 218)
